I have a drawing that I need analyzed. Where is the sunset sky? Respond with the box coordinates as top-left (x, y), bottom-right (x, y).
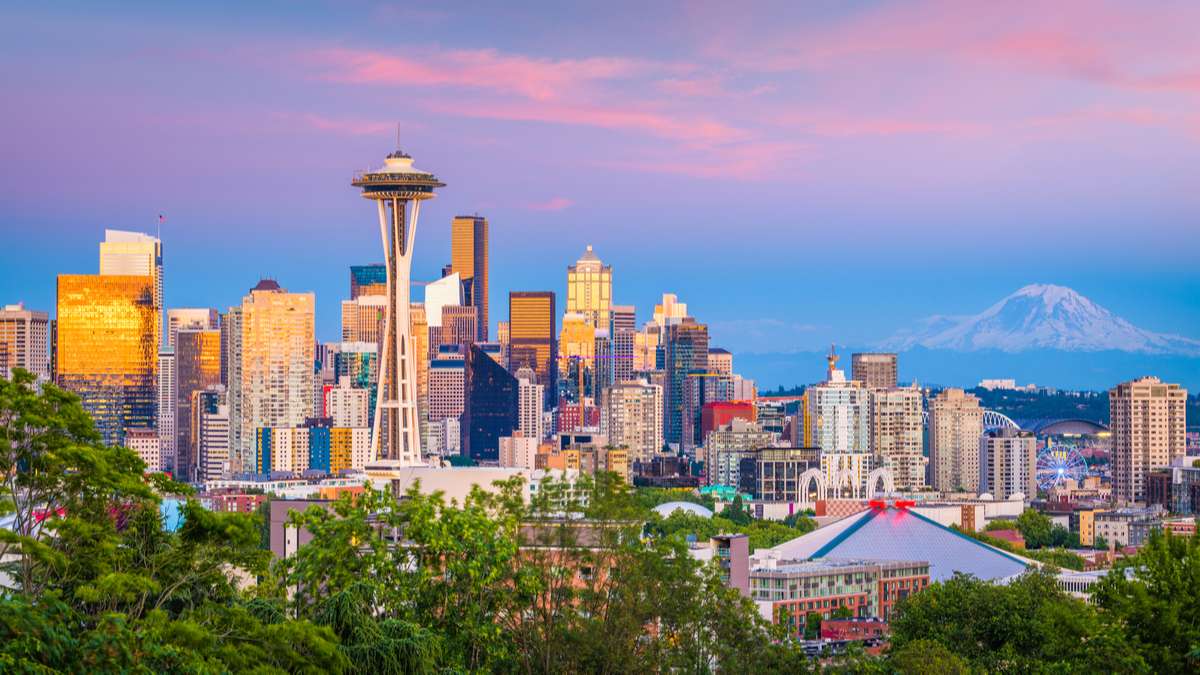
top-left (3, 1), bottom-right (1199, 355)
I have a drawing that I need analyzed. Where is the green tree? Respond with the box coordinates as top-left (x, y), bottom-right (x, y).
top-left (1016, 508), bottom-right (1053, 549)
top-left (1093, 530), bottom-right (1200, 673)
top-left (888, 639), bottom-right (970, 674)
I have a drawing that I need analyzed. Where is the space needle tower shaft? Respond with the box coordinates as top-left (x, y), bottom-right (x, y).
top-left (352, 146), bottom-right (445, 464)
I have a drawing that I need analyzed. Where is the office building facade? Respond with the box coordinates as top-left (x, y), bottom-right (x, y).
top-left (0, 303), bottom-right (49, 379)
top-left (451, 215), bottom-right (489, 341)
top-left (566, 245), bottom-right (612, 328)
top-left (851, 352), bottom-right (898, 389)
top-left (509, 291), bottom-right (556, 406)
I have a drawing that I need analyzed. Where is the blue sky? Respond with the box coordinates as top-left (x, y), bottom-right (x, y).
top-left (2, 1), bottom-right (1198, 361)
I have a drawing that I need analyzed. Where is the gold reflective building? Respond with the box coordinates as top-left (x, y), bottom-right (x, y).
top-left (451, 215), bottom-right (488, 341)
top-left (566, 245), bottom-right (611, 328)
top-left (176, 329), bottom-right (222, 481)
top-left (509, 291), bottom-right (556, 406)
top-left (56, 274), bottom-right (160, 446)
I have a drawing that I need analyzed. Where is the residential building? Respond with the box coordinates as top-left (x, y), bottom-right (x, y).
top-left (705, 419), bottom-right (776, 488)
top-left (869, 386), bottom-right (924, 491)
top-left (707, 348), bottom-right (733, 375)
top-left (1094, 507), bottom-right (1165, 547)
top-left (0, 303), bottom-right (49, 379)
top-left (566, 245), bottom-right (612, 328)
top-left (601, 379), bottom-right (664, 462)
top-left (325, 382), bottom-right (370, 428)
top-left (1109, 376), bottom-right (1188, 504)
top-left (499, 431), bottom-right (540, 470)
top-left (738, 447), bottom-right (820, 502)
top-left (428, 346), bottom-right (466, 424)
top-left (928, 388), bottom-right (985, 493)
top-left (851, 352), bottom-right (898, 389)
top-left (235, 279), bottom-right (315, 466)
top-left (194, 385), bottom-right (230, 481)
top-left (516, 367), bottom-right (546, 441)
top-left (126, 427), bottom-right (161, 473)
top-left (980, 428), bottom-right (1037, 500)
top-left (805, 363), bottom-right (870, 455)
top-left (701, 401), bottom-right (757, 440)
top-left (340, 294), bottom-right (386, 343)
top-left (450, 215), bottom-right (488, 341)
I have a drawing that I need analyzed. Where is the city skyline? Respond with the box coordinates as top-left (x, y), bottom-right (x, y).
top-left (2, 2), bottom-right (1199, 379)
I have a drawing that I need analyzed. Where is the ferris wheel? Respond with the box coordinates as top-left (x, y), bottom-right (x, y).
top-left (1035, 445), bottom-right (1088, 491)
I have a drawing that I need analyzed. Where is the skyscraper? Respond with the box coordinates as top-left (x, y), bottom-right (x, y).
top-left (341, 295), bottom-right (386, 343)
top-left (509, 291), bottom-right (556, 407)
top-left (928, 388), bottom-right (984, 493)
top-left (0, 303), bottom-right (49, 380)
top-left (435, 304), bottom-right (478, 356)
top-left (349, 264), bottom-right (387, 299)
top-left (56, 274), bottom-right (159, 447)
top-left (979, 428), bottom-right (1036, 500)
top-left (516, 367), bottom-right (545, 441)
top-left (451, 215), bottom-right (489, 341)
top-left (175, 328), bottom-right (221, 481)
top-left (566, 245), bottom-right (612, 328)
top-left (99, 228), bottom-right (163, 318)
top-left (558, 311), bottom-right (595, 400)
top-left (707, 348), bottom-right (733, 376)
top-left (851, 353), bottom-right (898, 389)
top-left (352, 147), bottom-right (444, 464)
top-left (1110, 376), bottom-right (1188, 504)
top-left (869, 386), bottom-right (924, 490)
top-left (235, 280), bottom-right (315, 467)
top-left (663, 318), bottom-right (708, 447)
top-left (156, 347), bottom-right (176, 472)
top-left (194, 384), bottom-right (230, 482)
top-left (462, 343), bottom-right (518, 461)
top-left (166, 308), bottom-right (219, 349)
top-left (428, 345), bottom-right (465, 425)
top-left (221, 306), bottom-right (243, 466)
top-left (609, 305), bottom-right (636, 384)
top-left (602, 380), bottom-right (664, 462)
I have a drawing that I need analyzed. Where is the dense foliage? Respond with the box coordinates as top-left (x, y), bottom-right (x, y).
top-left (0, 369), bottom-right (813, 673)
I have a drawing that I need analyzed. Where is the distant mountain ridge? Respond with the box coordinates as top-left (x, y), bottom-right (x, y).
top-left (883, 284), bottom-right (1200, 356)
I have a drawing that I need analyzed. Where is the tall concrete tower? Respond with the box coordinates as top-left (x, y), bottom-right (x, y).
top-left (352, 147), bottom-right (445, 464)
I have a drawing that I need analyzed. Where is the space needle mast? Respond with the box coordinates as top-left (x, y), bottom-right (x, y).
top-left (352, 143), bottom-right (445, 464)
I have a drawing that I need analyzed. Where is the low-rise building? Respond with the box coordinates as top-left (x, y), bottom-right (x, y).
top-left (751, 558), bottom-right (930, 634)
top-left (1094, 506), bottom-right (1165, 547)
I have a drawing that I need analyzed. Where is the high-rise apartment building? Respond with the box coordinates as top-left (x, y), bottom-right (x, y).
top-left (566, 245), bottom-right (612, 328)
top-left (601, 380), bottom-right (664, 462)
top-left (609, 305), bottom-right (636, 384)
top-left (707, 348), bottom-right (733, 376)
top-left (451, 215), bottom-right (489, 341)
top-left (235, 279), bottom-right (315, 468)
top-left (516, 367), bottom-right (545, 441)
top-left (156, 348), bottom-right (176, 472)
top-left (593, 329), bottom-right (613, 400)
top-left (653, 293), bottom-right (688, 328)
top-left (462, 344), bottom-right (518, 461)
top-left (349, 264), bottom-right (387, 300)
top-left (0, 303), bottom-right (49, 380)
top-left (869, 386), bottom-right (924, 490)
top-left (509, 291), bottom-right (556, 407)
top-left (56, 273), bottom-right (159, 447)
top-left (705, 419), bottom-right (775, 488)
top-left (194, 385), bottom-right (230, 482)
top-left (663, 318), bottom-right (708, 446)
top-left (851, 353), bottom-right (898, 389)
top-left (175, 328), bottom-right (221, 481)
top-left (928, 388), bottom-right (984, 493)
top-left (166, 308), bottom-right (218, 349)
top-left (428, 346), bottom-right (465, 424)
top-left (326, 383), bottom-right (370, 428)
top-left (805, 371), bottom-right (870, 453)
top-left (222, 307), bottom-right (243, 466)
top-left (125, 428), bottom-right (161, 473)
top-left (1110, 376), bottom-right (1188, 504)
top-left (410, 303), bottom-right (429, 406)
top-left (340, 295), bottom-right (386, 343)
top-left (979, 428), bottom-right (1037, 500)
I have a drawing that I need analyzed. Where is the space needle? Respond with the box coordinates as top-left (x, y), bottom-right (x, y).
top-left (352, 144), bottom-right (445, 464)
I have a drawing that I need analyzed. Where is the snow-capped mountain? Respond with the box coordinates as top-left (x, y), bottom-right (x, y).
top-left (883, 284), bottom-right (1200, 355)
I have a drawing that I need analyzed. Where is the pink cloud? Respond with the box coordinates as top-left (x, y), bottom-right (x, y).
top-left (779, 112), bottom-right (988, 138)
top-left (423, 98), bottom-right (747, 145)
top-left (524, 197), bottom-right (574, 211)
top-left (601, 140), bottom-right (809, 180)
top-left (657, 75), bottom-right (725, 97)
top-left (309, 47), bottom-right (646, 101)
